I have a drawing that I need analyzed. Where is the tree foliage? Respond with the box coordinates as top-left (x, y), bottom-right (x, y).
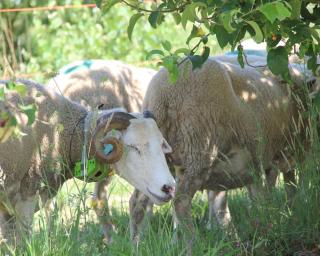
top-left (97, 0), bottom-right (320, 81)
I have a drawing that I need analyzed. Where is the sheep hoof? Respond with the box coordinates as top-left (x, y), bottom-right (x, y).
top-left (132, 235), bottom-right (140, 247)
top-left (102, 236), bottom-right (113, 245)
top-left (206, 221), bottom-right (213, 231)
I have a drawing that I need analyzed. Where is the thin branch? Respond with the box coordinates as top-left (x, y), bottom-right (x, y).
top-left (242, 50), bottom-right (267, 68)
top-left (121, 0), bottom-right (187, 13)
top-left (178, 33), bottom-right (210, 66)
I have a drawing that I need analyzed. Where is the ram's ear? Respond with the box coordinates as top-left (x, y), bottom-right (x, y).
top-left (162, 139), bottom-right (172, 154)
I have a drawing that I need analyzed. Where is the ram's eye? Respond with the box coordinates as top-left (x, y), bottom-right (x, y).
top-left (127, 144), bottom-right (141, 155)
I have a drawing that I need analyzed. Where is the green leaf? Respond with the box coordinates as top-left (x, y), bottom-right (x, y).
top-left (310, 28), bottom-right (320, 43)
top-left (186, 25), bottom-right (205, 44)
top-left (146, 49), bottom-right (165, 60)
top-left (162, 40), bottom-right (172, 52)
top-left (276, 2), bottom-right (292, 20)
top-left (174, 48), bottom-right (190, 55)
top-left (307, 55), bottom-right (317, 73)
top-left (148, 11), bottom-right (160, 28)
top-left (95, 0), bottom-right (103, 8)
top-left (219, 11), bottom-right (236, 33)
top-left (211, 25), bottom-right (230, 49)
top-left (181, 2), bottom-right (206, 29)
top-left (162, 56), bottom-right (179, 83)
top-left (127, 13), bottom-right (144, 41)
top-left (237, 45), bottom-right (244, 68)
top-left (201, 46), bottom-right (210, 63)
top-left (102, 0), bottom-right (121, 12)
top-left (246, 21), bottom-right (263, 43)
top-left (0, 87), bottom-right (4, 101)
top-left (172, 13), bottom-right (181, 25)
top-left (189, 55), bottom-right (204, 70)
top-left (14, 83), bottom-right (27, 97)
top-left (267, 46), bottom-right (289, 77)
top-left (19, 104), bottom-right (37, 126)
top-left (5, 81), bottom-right (16, 90)
top-left (259, 2), bottom-right (291, 23)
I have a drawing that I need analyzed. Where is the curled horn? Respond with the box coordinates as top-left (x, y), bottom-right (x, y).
top-left (143, 110), bottom-right (156, 121)
top-left (91, 112), bottom-right (136, 164)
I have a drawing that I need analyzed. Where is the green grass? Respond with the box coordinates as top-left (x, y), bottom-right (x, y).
top-left (1, 148), bottom-right (319, 256)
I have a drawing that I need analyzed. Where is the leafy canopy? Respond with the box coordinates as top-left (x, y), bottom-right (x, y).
top-left (97, 0), bottom-right (320, 81)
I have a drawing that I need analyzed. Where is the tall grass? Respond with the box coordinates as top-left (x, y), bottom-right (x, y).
top-left (2, 138), bottom-right (320, 256)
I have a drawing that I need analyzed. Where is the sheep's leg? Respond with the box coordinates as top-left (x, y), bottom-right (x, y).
top-left (283, 170), bottom-right (296, 205)
top-left (0, 208), bottom-right (14, 245)
top-left (265, 167), bottom-right (278, 188)
top-left (173, 173), bottom-right (202, 256)
top-left (14, 196), bottom-right (37, 242)
top-left (129, 189), bottom-right (153, 245)
top-left (206, 190), bottom-right (231, 230)
top-left (92, 177), bottom-right (114, 244)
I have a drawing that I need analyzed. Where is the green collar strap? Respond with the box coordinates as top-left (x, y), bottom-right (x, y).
top-left (73, 113), bottom-right (115, 183)
top-left (74, 158), bottom-right (115, 182)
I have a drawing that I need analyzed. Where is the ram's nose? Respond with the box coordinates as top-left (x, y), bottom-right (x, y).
top-left (161, 184), bottom-right (175, 198)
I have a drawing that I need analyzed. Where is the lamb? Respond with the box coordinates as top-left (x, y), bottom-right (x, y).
top-left (0, 79), bottom-right (175, 244)
top-left (47, 60), bottom-right (157, 244)
top-left (141, 57), bottom-right (313, 253)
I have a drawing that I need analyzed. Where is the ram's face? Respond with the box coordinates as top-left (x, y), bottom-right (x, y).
top-left (92, 112), bottom-right (175, 205)
top-left (115, 118), bottom-right (175, 205)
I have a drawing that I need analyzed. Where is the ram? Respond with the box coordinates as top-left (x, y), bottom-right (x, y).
top-left (47, 60), bottom-right (157, 243)
top-left (0, 79), bottom-right (175, 243)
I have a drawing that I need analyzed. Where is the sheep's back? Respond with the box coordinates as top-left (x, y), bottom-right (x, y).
top-left (143, 58), bottom-right (295, 171)
top-left (48, 60), bottom-right (156, 112)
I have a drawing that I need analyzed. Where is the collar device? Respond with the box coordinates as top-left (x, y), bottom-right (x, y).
top-left (74, 158), bottom-right (114, 182)
top-left (73, 113), bottom-right (115, 182)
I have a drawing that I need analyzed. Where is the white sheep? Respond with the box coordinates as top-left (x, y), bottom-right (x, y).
top-left (47, 60), bottom-right (156, 244)
top-left (140, 56), bottom-right (314, 253)
top-left (0, 79), bottom-right (175, 243)
top-left (128, 54), bottom-right (318, 241)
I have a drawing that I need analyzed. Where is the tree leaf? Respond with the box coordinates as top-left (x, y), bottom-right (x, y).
top-left (102, 0), bottom-right (121, 12)
top-left (127, 13), bottom-right (144, 41)
top-left (189, 55), bottom-right (204, 70)
top-left (148, 11), bottom-right (160, 28)
top-left (172, 13), bottom-right (181, 25)
top-left (259, 2), bottom-right (291, 23)
top-left (19, 104), bottom-right (37, 126)
top-left (201, 46), bottom-right (210, 63)
top-left (5, 81), bottom-right (16, 90)
top-left (162, 40), bottom-right (172, 51)
top-left (307, 55), bottom-right (317, 73)
top-left (267, 46), bottom-right (289, 77)
top-left (181, 2), bottom-right (206, 29)
top-left (146, 49), bottom-right (165, 60)
top-left (237, 45), bottom-right (244, 68)
top-left (275, 2), bottom-right (292, 21)
top-left (246, 21), bottom-right (264, 43)
top-left (211, 25), bottom-right (230, 49)
top-left (162, 56), bottom-right (179, 83)
top-left (310, 27), bottom-right (320, 43)
top-left (95, 0), bottom-right (103, 8)
top-left (186, 25), bottom-right (205, 44)
top-left (14, 83), bottom-right (27, 97)
top-left (219, 10), bottom-right (236, 33)
top-left (174, 48), bottom-right (190, 55)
